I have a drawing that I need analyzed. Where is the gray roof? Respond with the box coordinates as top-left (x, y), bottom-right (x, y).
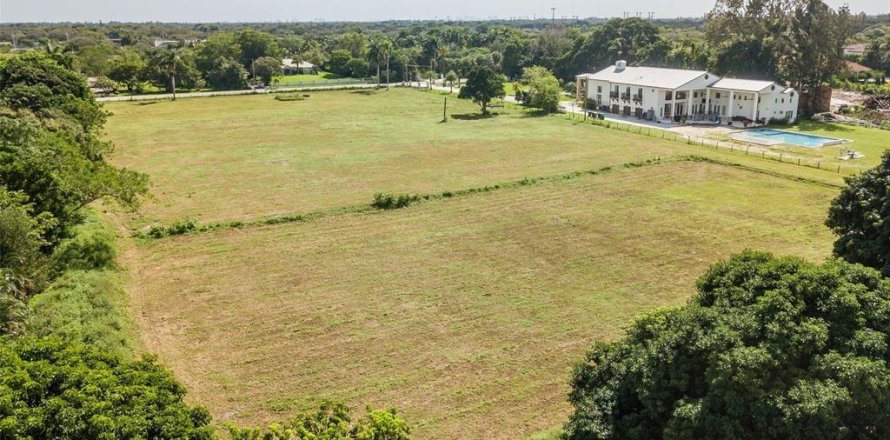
top-left (579, 65), bottom-right (711, 89)
top-left (709, 78), bottom-right (776, 93)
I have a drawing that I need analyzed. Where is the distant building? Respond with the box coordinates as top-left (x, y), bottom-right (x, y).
top-left (843, 43), bottom-right (868, 56)
top-left (282, 58), bottom-right (319, 75)
top-left (152, 39), bottom-right (202, 49)
top-left (845, 60), bottom-right (873, 73)
top-left (576, 61), bottom-right (799, 125)
top-left (153, 39), bottom-right (180, 49)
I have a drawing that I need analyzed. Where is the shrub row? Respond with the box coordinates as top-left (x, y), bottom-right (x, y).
top-left (139, 156), bottom-right (685, 241)
top-left (273, 93), bottom-right (309, 101)
top-left (371, 192), bottom-right (420, 209)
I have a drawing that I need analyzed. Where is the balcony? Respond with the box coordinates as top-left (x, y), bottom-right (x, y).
top-left (632, 94), bottom-right (643, 103)
top-left (620, 92), bottom-right (631, 101)
top-left (609, 92), bottom-right (619, 100)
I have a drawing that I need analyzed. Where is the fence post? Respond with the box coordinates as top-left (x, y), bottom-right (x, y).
top-left (837, 164), bottom-right (841, 173)
top-left (745, 146), bottom-right (749, 155)
top-left (817, 161), bottom-right (820, 169)
top-left (779, 153), bottom-right (783, 162)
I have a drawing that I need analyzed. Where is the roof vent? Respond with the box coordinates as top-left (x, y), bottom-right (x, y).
top-left (615, 60), bottom-right (627, 72)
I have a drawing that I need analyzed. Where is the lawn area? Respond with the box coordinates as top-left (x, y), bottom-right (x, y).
top-left (125, 160), bottom-right (835, 440)
top-left (277, 71), bottom-right (350, 85)
top-left (102, 88), bottom-right (691, 226)
top-left (102, 88), bottom-right (844, 229)
top-left (764, 120), bottom-right (889, 172)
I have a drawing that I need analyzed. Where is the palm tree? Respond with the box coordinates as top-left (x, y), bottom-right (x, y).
top-left (368, 36), bottom-right (394, 89)
top-left (445, 70), bottom-right (459, 93)
top-left (40, 39), bottom-right (74, 69)
top-left (157, 49), bottom-right (181, 99)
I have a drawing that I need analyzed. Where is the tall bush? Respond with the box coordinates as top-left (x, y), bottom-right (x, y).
top-left (564, 251), bottom-right (890, 439)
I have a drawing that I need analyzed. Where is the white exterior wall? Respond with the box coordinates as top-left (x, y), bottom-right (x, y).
top-left (730, 92), bottom-right (758, 119)
top-left (640, 87), bottom-right (662, 117)
top-left (584, 79), bottom-right (611, 108)
top-left (758, 90), bottom-right (799, 123)
top-left (581, 70), bottom-right (798, 123)
top-left (676, 73), bottom-right (720, 92)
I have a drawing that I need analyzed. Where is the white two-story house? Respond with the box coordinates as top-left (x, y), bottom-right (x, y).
top-left (576, 61), bottom-right (798, 125)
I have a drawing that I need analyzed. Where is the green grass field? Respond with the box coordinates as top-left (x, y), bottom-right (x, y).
top-left (277, 71), bottom-right (348, 85)
top-left (102, 88), bottom-right (848, 229)
top-left (126, 161), bottom-right (834, 439)
top-left (101, 88), bottom-right (883, 439)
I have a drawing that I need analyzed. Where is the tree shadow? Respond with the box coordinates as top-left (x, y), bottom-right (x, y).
top-left (518, 109), bottom-right (553, 118)
top-left (451, 113), bottom-right (496, 120)
top-left (136, 101), bottom-right (159, 106)
top-left (351, 89), bottom-right (380, 96)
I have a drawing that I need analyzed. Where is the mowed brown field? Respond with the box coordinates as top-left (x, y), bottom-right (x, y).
top-left (125, 160), bottom-right (835, 439)
top-left (103, 88), bottom-right (835, 227)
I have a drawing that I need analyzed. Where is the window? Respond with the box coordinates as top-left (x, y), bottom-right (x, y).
top-left (694, 92), bottom-right (698, 98)
top-left (597, 85), bottom-right (602, 93)
top-left (665, 91), bottom-right (673, 100)
top-left (781, 98), bottom-right (785, 103)
top-left (716, 92), bottom-right (721, 99)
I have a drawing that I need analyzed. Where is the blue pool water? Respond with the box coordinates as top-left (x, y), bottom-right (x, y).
top-left (741, 129), bottom-right (843, 148)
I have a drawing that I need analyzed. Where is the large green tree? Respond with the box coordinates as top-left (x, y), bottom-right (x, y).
top-left (145, 48), bottom-right (204, 93)
top-left (564, 251), bottom-right (890, 440)
top-left (826, 151), bottom-right (890, 275)
top-left (706, 0), bottom-right (851, 114)
top-left (236, 29), bottom-right (282, 70)
top-left (557, 18), bottom-right (669, 81)
top-left (0, 51), bottom-right (105, 132)
top-left (205, 57), bottom-right (248, 90)
top-left (106, 48), bottom-right (146, 93)
top-left (458, 65), bottom-right (505, 114)
top-left (0, 53), bottom-right (148, 244)
top-left (0, 336), bottom-right (214, 439)
top-left (519, 66), bottom-right (561, 113)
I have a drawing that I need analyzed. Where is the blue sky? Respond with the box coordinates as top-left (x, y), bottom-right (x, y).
top-left (1, 0), bottom-right (885, 23)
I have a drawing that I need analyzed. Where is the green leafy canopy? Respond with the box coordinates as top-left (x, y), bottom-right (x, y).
top-left (564, 251), bottom-right (890, 440)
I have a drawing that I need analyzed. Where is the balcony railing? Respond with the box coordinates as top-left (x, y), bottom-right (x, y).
top-left (620, 92), bottom-right (630, 100)
top-left (609, 92), bottom-right (619, 99)
top-left (632, 94), bottom-right (643, 102)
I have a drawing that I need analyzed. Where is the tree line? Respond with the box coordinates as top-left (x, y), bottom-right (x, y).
top-left (2, 2), bottom-right (868, 114)
top-left (0, 51), bottom-right (410, 439)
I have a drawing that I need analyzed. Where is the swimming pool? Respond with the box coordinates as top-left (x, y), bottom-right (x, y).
top-left (730, 129), bottom-right (846, 148)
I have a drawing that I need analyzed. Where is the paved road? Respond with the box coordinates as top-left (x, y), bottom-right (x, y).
top-left (97, 82), bottom-right (396, 102)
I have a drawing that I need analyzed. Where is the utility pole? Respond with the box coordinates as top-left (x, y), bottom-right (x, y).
top-left (551, 7), bottom-right (556, 21)
top-left (252, 59), bottom-right (257, 88)
top-left (385, 53), bottom-right (390, 90)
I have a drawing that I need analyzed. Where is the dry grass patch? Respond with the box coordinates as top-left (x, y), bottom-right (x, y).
top-left (126, 161), bottom-right (835, 439)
